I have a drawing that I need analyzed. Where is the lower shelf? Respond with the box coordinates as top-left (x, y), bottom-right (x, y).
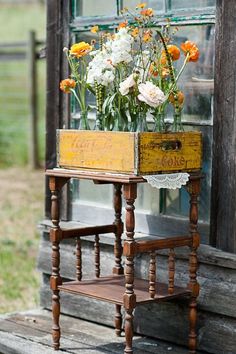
top-left (58, 275), bottom-right (191, 306)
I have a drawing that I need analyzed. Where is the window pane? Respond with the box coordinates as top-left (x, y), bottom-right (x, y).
top-left (74, 0), bottom-right (118, 16)
top-left (167, 24), bottom-right (215, 124)
top-left (71, 181), bottom-right (160, 217)
top-left (170, 0), bottom-right (215, 10)
top-left (123, 0), bottom-right (165, 13)
top-left (162, 125), bottom-right (212, 223)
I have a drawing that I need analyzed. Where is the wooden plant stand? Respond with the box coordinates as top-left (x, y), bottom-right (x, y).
top-left (46, 168), bottom-right (201, 354)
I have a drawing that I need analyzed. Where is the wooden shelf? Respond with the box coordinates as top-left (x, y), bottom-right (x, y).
top-left (59, 275), bottom-right (191, 306)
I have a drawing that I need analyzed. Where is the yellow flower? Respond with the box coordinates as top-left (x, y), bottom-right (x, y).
top-left (143, 30), bottom-right (152, 43)
top-left (131, 28), bottom-right (139, 38)
top-left (91, 26), bottom-right (99, 34)
top-left (70, 42), bottom-right (92, 58)
top-left (136, 2), bottom-right (147, 8)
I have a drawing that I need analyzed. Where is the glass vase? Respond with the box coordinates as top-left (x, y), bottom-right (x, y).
top-left (113, 111), bottom-right (125, 131)
top-left (94, 111), bottom-right (103, 130)
top-left (78, 111), bottom-right (90, 130)
top-left (153, 112), bottom-right (165, 132)
top-left (172, 111), bottom-right (184, 132)
top-left (136, 111), bottom-right (148, 132)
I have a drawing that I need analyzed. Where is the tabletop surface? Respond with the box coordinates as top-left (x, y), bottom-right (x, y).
top-left (46, 168), bottom-right (202, 184)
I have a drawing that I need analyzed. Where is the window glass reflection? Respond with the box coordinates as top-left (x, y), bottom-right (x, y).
top-left (170, 0), bottom-right (215, 10)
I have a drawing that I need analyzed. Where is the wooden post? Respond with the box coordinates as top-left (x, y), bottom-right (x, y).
top-left (28, 30), bottom-right (39, 169)
top-left (211, 0), bottom-right (236, 253)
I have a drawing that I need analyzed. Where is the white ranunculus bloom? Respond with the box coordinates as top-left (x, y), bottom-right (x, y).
top-left (119, 74), bottom-right (136, 96)
top-left (138, 81), bottom-right (166, 108)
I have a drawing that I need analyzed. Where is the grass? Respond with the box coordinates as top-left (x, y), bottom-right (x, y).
top-left (0, 3), bottom-right (45, 313)
top-left (0, 3), bottom-right (46, 167)
top-left (0, 167), bottom-right (44, 313)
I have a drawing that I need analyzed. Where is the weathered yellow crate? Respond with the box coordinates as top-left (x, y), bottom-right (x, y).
top-left (57, 130), bottom-right (202, 175)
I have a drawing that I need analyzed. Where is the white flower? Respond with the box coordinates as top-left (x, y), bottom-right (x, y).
top-left (110, 27), bottom-right (134, 65)
top-left (111, 50), bottom-right (132, 65)
top-left (138, 81), bottom-right (166, 108)
top-left (87, 50), bottom-right (114, 86)
top-left (119, 74), bottom-right (136, 96)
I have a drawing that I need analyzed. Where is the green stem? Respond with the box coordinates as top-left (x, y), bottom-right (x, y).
top-left (71, 89), bottom-right (84, 111)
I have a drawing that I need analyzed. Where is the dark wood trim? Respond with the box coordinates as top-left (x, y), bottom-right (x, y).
top-left (210, 0), bottom-right (236, 253)
top-left (45, 1), bottom-right (71, 219)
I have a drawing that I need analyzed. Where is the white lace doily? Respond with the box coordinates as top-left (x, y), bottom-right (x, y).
top-left (143, 173), bottom-right (190, 189)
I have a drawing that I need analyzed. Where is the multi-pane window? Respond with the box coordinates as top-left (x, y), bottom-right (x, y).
top-left (69, 0), bottom-right (215, 243)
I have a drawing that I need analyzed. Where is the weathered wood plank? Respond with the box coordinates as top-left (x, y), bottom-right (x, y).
top-left (57, 130), bottom-right (202, 175)
top-left (40, 280), bottom-right (236, 354)
top-left (211, 0), bottom-right (236, 253)
top-left (139, 131), bottom-right (202, 174)
top-left (0, 309), bottom-right (198, 354)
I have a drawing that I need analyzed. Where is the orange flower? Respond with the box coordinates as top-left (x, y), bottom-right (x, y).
top-left (136, 2), bottom-right (147, 8)
top-left (149, 62), bottom-right (158, 77)
top-left (91, 25), bottom-right (99, 33)
top-left (143, 30), bottom-right (152, 43)
top-left (169, 91), bottom-right (185, 106)
top-left (118, 21), bottom-right (128, 29)
top-left (140, 8), bottom-right (154, 17)
top-left (131, 28), bottom-right (139, 37)
top-left (181, 41), bottom-right (199, 62)
top-left (60, 79), bottom-right (76, 93)
top-left (161, 45), bottom-right (180, 64)
top-left (70, 42), bottom-right (92, 58)
top-left (161, 67), bottom-right (170, 78)
top-left (167, 45), bottom-right (180, 60)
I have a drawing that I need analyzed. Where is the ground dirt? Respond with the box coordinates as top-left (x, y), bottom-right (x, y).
top-left (0, 167), bottom-right (44, 313)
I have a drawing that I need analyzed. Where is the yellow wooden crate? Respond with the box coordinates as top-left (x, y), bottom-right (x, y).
top-left (57, 130), bottom-right (202, 175)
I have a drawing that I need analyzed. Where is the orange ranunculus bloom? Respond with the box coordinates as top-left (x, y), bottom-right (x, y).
top-left (136, 2), bottom-right (147, 8)
top-left (161, 44), bottom-right (180, 64)
top-left (91, 25), bottom-right (99, 33)
top-left (118, 21), bottom-right (128, 29)
top-left (70, 42), bottom-right (92, 58)
top-left (167, 45), bottom-right (180, 60)
top-left (169, 91), bottom-right (185, 106)
top-left (181, 41), bottom-right (200, 62)
top-left (60, 79), bottom-right (76, 93)
top-left (140, 8), bottom-right (154, 17)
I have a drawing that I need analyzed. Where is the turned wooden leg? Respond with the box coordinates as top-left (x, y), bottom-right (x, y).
top-left (113, 184), bottom-right (124, 336)
top-left (123, 184), bottom-right (137, 354)
top-left (113, 183), bottom-right (124, 275)
top-left (49, 177), bottom-right (67, 350)
top-left (187, 177), bottom-right (201, 354)
top-left (124, 309), bottom-right (134, 354)
top-left (115, 304), bottom-right (122, 337)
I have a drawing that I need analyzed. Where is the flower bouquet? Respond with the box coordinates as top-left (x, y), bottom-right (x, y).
top-left (58, 3), bottom-right (202, 175)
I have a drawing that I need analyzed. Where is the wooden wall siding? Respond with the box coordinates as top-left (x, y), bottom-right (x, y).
top-left (211, 0), bottom-right (236, 252)
top-left (38, 230), bottom-right (236, 354)
top-left (45, 0), bottom-right (71, 219)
